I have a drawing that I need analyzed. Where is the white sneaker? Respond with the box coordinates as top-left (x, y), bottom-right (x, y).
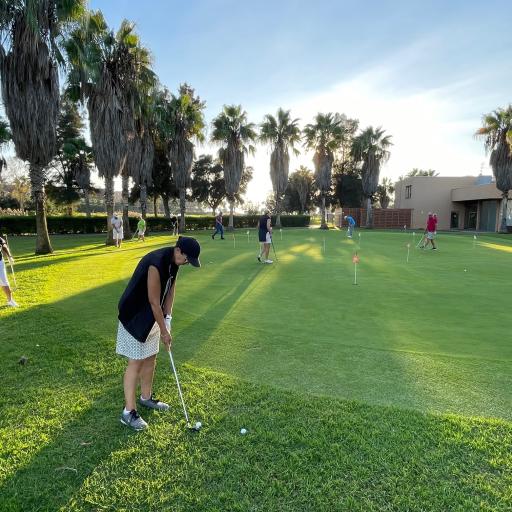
top-left (264, 259), bottom-right (273, 264)
top-left (7, 299), bottom-right (18, 307)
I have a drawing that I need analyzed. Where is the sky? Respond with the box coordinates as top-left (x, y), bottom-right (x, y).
top-left (88, 0), bottom-right (512, 204)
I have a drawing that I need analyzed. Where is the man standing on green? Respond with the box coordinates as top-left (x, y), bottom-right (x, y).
top-left (136, 215), bottom-right (146, 242)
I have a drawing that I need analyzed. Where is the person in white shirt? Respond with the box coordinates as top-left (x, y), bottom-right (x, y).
top-left (111, 213), bottom-right (124, 248)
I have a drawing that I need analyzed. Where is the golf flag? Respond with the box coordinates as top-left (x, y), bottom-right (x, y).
top-left (352, 253), bottom-right (360, 264)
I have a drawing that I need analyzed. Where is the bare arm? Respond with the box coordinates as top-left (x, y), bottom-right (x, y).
top-left (1, 244), bottom-right (12, 261)
top-left (147, 266), bottom-right (172, 349)
top-left (267, 218), bottom-right (272, 233)
top-left (162, 278), bottom-right (176, 317)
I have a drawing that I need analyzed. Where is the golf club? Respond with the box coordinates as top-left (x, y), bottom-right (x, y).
top-left (270, 237), bottom-right (278, 262)
top-left (416, 232), bottom-right (426, 248)
top-left (167, 349), bottom-right (201, 432)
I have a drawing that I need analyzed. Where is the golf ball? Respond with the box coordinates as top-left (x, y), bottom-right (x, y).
top-left (195, 421), bottom-right (202, 429)
top-left (240, 428), bottom-right (247, 435)
top-left (464, 269), bottom-right (467, 272)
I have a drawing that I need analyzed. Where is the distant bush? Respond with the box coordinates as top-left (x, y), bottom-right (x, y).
top-left (0, 214), bottom-right (310, 235)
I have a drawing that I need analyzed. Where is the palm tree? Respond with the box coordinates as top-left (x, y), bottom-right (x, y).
top-left (260, 108), bottom-right (301, 228)
top-left (407, 168), bottom-right (439, 177)
top-left (65, 14), bottom-right (151, 244)
top-left (0, 118), bottom-right (11, 178)
top-left (211, 105), bottom-right (257, 229)
top-left (160, 84), bottom-right (205, 233)
top-left (352, 126), bottom-right (392, 228)
top-left (303, 113), bottom-right (344, 229)
top-left (0, 0), bottom-right (85, 253)
top-left (475, 106), bottom-right (512, 232)
top-left (290, 166), bottom-right (314, 213)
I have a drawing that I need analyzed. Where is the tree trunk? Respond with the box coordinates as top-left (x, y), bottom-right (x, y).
top-left (29, 165), bottom-right (53, 254)
top-left (104, 176), bottom-right (115, 245)
top-left (275, 195), bottom-right (282, 228)
top-left (366, 197), bottom-right (373, 228)
top-left (67, 205), bottom-right (73, 216)
top-left (179, 187), bottom-right (186, 233)
top-left (122, 174), bottom-right (131, 237)
top-left (319, 194), bottom-right (328, 230)
top-left (228, 201), bottom-right (234, 231)
top-left (84, 189), bottom-right (91, 218)
top-left (140, 184), bottom-right (147, 220)
top-left (499, 192), bottom-right (509, 233)
top-left (162, 195), bottom-right (170, 219)
top-left (153, 196), bottom-right (158, 218)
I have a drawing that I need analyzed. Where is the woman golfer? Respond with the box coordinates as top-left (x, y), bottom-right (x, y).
top-left (257, 210), bottom-right (273, 264)
top-left (117, 236), bottom-right (201, 430)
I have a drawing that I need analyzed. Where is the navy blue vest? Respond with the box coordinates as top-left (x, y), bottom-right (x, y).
top-left (118, 247), bottom-right (179, 342)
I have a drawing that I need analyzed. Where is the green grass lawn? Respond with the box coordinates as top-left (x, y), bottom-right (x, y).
top-left (0, 228), bottom-right (511, 511)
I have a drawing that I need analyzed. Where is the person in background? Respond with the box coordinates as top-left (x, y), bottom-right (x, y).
top-left (111, 213), bottom-right (124, 248)
top-left (211, 210), bottom-right (225, 240)
top-left (344, 215), bottom-right (356, 238)
top-left (0, 235), bottom-right (17, 307)
top-left (422, 212), bottom-right (438, 250)
top-left (257, 210), bottom-right (273, 264)
top-left (170, 215), bottom-right (178, 236)
top-left (116, 236), bottom-right (201, 430)
top-left (136, 215), bottom-right (146, 242)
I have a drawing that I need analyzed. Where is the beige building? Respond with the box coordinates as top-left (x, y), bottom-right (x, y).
top-left (394, 175), bottom-right (512, 232)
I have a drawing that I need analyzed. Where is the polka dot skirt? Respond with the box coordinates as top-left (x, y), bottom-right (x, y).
top-left (116, 321), bottom-right (160, 360)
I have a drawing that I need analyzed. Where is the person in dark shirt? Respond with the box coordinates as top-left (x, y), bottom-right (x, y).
top-left (116, 236), bottom-right (201, 430)
top-left (0, 235), bottom-right (17, 307)
top-left (257, 211), bottom-right (273, 264)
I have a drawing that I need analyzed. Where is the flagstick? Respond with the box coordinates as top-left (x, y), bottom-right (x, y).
top-left (246, 230), bottom-right (250, 243)
top-left (473, 235), bottom-right (477, 248)
top-left (323, 237), bottom-right (326, 254)
top-left (280, 228), bottom-right (282, 241)
top-left (353, 262), bottom-right (357, 285)
top-left (406, 243), bottom-right (410, 263)
top-left (233, 233), bottom-right (236, 249)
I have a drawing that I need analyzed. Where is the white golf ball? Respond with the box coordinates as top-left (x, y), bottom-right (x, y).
top-left (240, 428), bottom-right (247, 435)
top-left (195, 421), bottom-right (202, 429)
top-left (464, 269), bottom-right (467, 272)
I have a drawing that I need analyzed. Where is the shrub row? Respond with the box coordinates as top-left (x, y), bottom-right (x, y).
top-left (0, 214), bottom-right (310, 235)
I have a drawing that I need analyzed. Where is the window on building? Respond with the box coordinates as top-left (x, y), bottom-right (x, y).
top-left (405, 185), bottom-right (412, 199)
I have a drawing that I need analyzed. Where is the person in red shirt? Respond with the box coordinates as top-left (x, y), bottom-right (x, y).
top-left (422, 212), bottom-right (438, 250)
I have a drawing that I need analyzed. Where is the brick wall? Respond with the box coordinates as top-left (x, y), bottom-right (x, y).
top-left (337, 208), bottom-right (413, 229)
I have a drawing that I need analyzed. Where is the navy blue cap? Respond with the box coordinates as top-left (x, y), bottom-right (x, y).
top-left (176, 236), bottom-right (201, 267)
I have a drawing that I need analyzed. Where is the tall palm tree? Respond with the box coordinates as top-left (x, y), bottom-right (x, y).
top-left (0, 118), bottom-right (11, 178)
top-left (260, 108), bottom-right (301, 228)
top-left (0, 0), bottom-right (86, 253)
top-left (352, 126), bottom-right (392, 228)
top-left (211, 105), bottom-right (257, 229)
top-left (303, 113), bottom-right (344, 229)
top-left (158, 84), bottom-right (205, 233)
top-left (290, 166), bottom-right (314, 213)
top-left (475, 106), bottom-right (512, 232)
top-left (65, 13), bottom-right (151, 244)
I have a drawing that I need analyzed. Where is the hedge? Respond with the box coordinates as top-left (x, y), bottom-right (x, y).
top-left (0, 214), bottom-right (310, 235)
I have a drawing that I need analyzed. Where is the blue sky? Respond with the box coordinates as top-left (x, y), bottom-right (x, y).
top-left (90, 0), bottom-right (512, 202)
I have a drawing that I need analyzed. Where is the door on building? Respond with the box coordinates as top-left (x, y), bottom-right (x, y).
top-left (480, 200), bottom-right (497, 231)
top-left (464, 202), bottom-right (478, 229)
top-left (450, 211), bottom-right (459, 229)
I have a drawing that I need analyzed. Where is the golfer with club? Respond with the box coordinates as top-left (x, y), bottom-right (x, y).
top-left (0, 235), bottom-right (17, 307)
top-left (136, 214), bottom-right (146, 242)
top-left (344, 215), bottom-right (356, 238)
top-left (117, 236), bottom-right (201, 431)
top-left (257, 210), bottom-right (273, 264)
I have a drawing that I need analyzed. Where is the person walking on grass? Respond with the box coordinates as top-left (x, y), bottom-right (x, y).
top-left (212, 210), bottom-right (225, 240)
top-left (0, 235), bottom-right (17, 307)
top-left (117, 236), bottom-right (201, 431)
top-left (257, 210), bottom-right (273, 264)
top-left (344, 215), bottom-right (356, 238)
top-left (421, 212), bottom-right (438, 250)
top-left (111, 213), bottom-right (124, 248)
top-left (136, 215), bottom-right (146, 242)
